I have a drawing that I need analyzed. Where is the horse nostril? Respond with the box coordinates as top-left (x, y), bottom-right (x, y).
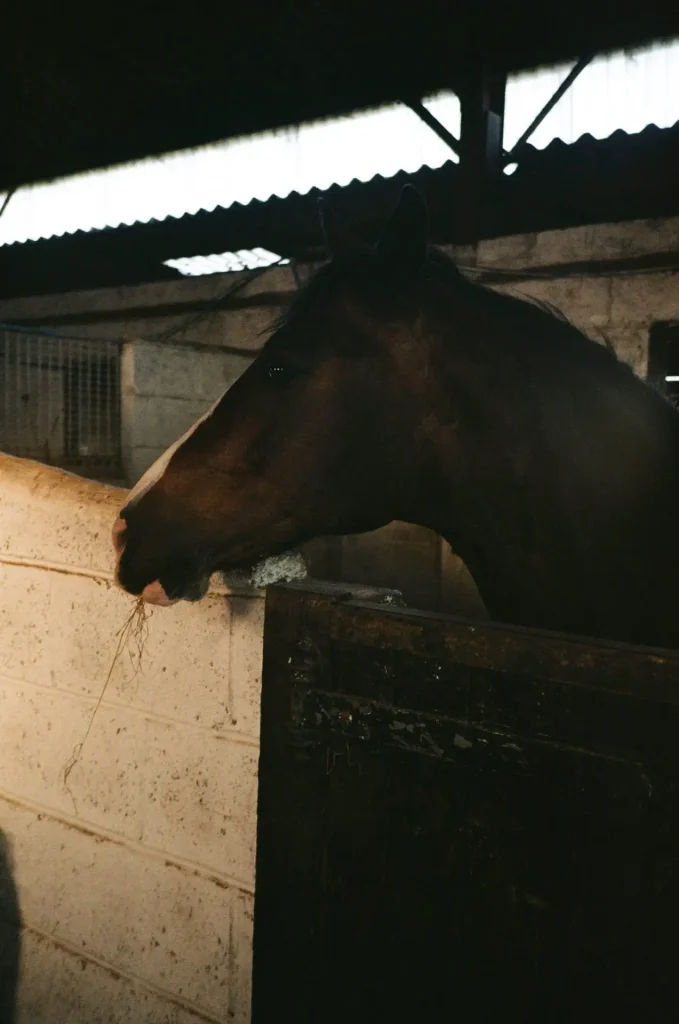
top-left (112, 517), bottom-right (128, 557)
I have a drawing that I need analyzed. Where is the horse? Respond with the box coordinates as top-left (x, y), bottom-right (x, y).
top-left (112, 186), bottom-right (679, 650)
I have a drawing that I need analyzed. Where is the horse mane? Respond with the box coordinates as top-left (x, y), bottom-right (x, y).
top-left (426, 247), bottom-right (679, 418)
top-left (269, 244), bottom-right (679, 428)
top-left (425, 246), bottom-right (620, 368)
top-left (274, 246), bottom-right (614, 368)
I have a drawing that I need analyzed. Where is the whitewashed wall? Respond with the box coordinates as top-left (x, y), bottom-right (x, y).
top-left (121, 339), bottom-right (252, 484)
top-left (0, 453), bottom-right (264, 1023)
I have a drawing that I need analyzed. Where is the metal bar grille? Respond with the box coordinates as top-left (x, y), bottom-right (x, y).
top-left (0, 327), bottom-right (122, 480)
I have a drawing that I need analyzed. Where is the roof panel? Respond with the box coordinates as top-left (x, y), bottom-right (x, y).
top-left (3, 36), bottom-right (678, 249)
top-left (1, 122), bottom-right (678, 301)
top-left (2, 0), bottom-right (678, 189)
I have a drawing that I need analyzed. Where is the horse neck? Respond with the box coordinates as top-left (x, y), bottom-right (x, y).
top-left (407, 333), bottom-right (679, 643)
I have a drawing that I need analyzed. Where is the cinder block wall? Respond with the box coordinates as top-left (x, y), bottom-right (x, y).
top-left (121, 338), bottom-right (252, 484)
top-left (0, 453), bottom-right (263, 1023)
top-left (2, 214), bottom-right (677, 617)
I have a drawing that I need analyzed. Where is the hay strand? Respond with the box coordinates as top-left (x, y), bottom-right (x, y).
top-left (63, 597), bottom-right (150, 814)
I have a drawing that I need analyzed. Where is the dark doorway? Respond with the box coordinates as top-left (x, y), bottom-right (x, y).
top-left (648, 322), bottom-right (679, 406)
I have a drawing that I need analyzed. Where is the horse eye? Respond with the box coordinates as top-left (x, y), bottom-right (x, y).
top-left (266, 361), bottom-right (297, 384)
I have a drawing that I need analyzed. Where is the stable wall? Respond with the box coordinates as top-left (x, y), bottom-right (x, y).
top-left (0, 454), bottom-right (264, 1023)
top-left (121, 338), bottom-right (252, 485)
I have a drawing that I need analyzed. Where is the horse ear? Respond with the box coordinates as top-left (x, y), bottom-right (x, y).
top-left (374, 185), bottom-right (428, 276)
top-left (317, 197), bottom-right (366, 262)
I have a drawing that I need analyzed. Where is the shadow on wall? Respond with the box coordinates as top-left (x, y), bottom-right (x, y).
top-left (0, 830), bottom-right (21, 1023)
top-left (303, 522), bottom-right (489, 620)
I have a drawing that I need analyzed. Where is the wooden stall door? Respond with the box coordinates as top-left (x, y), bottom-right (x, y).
top-left (252, 581), bottom-right (679, 1024)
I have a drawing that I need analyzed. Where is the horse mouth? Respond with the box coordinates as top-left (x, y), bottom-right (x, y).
top-left (115, 542), bottom-right (212, 606)
top-left (114, 511), bottom-right (309, 605)
top-left (122, 571), bottom-right (211, 606)
top-left (119, 551), bottom-right (307, 607)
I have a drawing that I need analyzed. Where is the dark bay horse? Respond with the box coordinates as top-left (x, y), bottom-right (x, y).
top-left (113, 186), bottom-right (679, 650)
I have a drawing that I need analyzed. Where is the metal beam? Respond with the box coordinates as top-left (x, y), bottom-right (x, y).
top-left (504, 54), bottom-right (594, 161)
top-left (402, 98), bottom-right (460, 157)
top-left (459, 70), bottom-right (507, 180)
top-left (0, 189), bottom-right (16, 221)
top-left (457, 68), bottom-right (507, 242)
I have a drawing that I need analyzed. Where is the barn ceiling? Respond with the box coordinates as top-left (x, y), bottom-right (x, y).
top-left (3, 1), bottom-right (678, 191)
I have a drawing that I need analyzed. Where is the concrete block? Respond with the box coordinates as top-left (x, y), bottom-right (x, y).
top-left (16, 929), bottom-right (208, 1024)
top-left (541, 217), bottom-right (679, 264)
top-left (239, 263), bottom-right (298, 298)
top-left (0, 453), bottom-right (123, 574)
top-left (442, 242), bottom-right (476, 269)
top-left (115, 593), bottom-right (236, 729)
top-left (229, 891), bottom-right (255, 1023)
top-left (184, 307), bottom-right (281, 350)
top-left (0, 261), bottom-right (292, 325)
top-left (0, 458), bottom-right (262, 1018)
top-left (125, 444), bottom-right (168, 484)
top-left (63, 705), bottom-right (151, 842)
top-left (141, 720), bottom-right (259, 886)
top-left (0, 564), bottom-right (131, 699)
top-left (0, 672), bottom-right (258, 883)
top-left (602, 326), bottom-right (650, 378)
top-left (126, 340), bottom-right (251, 401)
top-left (127, 394), bottom-right (212, 450)
top-left (0, 562), bottom-right (264, 733)
top-left (609, 272), bottom-right (679, 327)
top-left (476, 232), bottom-right (539, 267)
top-left (0, 273), bottom-right (230, 324)
top-left (229, 598), bottom-right (265, 739)
top-left (0, 798), bottom-right (247, 1019)
top-left (112, 308), bottom-right (270, 350)
top-left (118, 308), bottom-right (279, 351)
top-left (473, 217), bottom-right (679, 270)
top-left (518, 223), bottom-right (612, 267)
top-left (0, 675), bottom-right (99, 821)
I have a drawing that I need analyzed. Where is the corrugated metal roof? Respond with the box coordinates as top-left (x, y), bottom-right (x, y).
top-left (504, 39), bottom-right (679, 148)
top-left (1, 120), bottom-right (678, 301)
top-left (1, 37), bottom-right (677, 250)
top-left (0, 97), bottom-right (461, 246)
top-left (4, 2), bottom-right (677, 191)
